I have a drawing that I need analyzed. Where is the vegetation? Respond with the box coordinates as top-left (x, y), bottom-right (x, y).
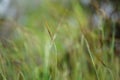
top-left (0, 0), bottom-right (120, 80)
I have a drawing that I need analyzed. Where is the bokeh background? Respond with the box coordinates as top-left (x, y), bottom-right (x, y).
top-left (0, 0), bottom-right (120, 80)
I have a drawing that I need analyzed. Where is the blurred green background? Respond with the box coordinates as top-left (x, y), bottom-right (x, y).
top-left (0, 0), bottom-right (120, 80)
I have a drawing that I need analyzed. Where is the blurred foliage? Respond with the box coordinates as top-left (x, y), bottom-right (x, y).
top-left (0, 0), bottom-right (120, 80)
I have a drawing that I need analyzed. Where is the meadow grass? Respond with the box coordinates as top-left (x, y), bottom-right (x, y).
top-left (0, 1), bottom-right (119, 80)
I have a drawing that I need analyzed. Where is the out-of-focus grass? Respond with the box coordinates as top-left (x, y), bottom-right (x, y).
top-left (0, 0), bottom-right (119, 80)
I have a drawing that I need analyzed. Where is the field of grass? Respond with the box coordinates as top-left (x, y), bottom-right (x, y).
top-left (0, 1), bottom-right (120, 80)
